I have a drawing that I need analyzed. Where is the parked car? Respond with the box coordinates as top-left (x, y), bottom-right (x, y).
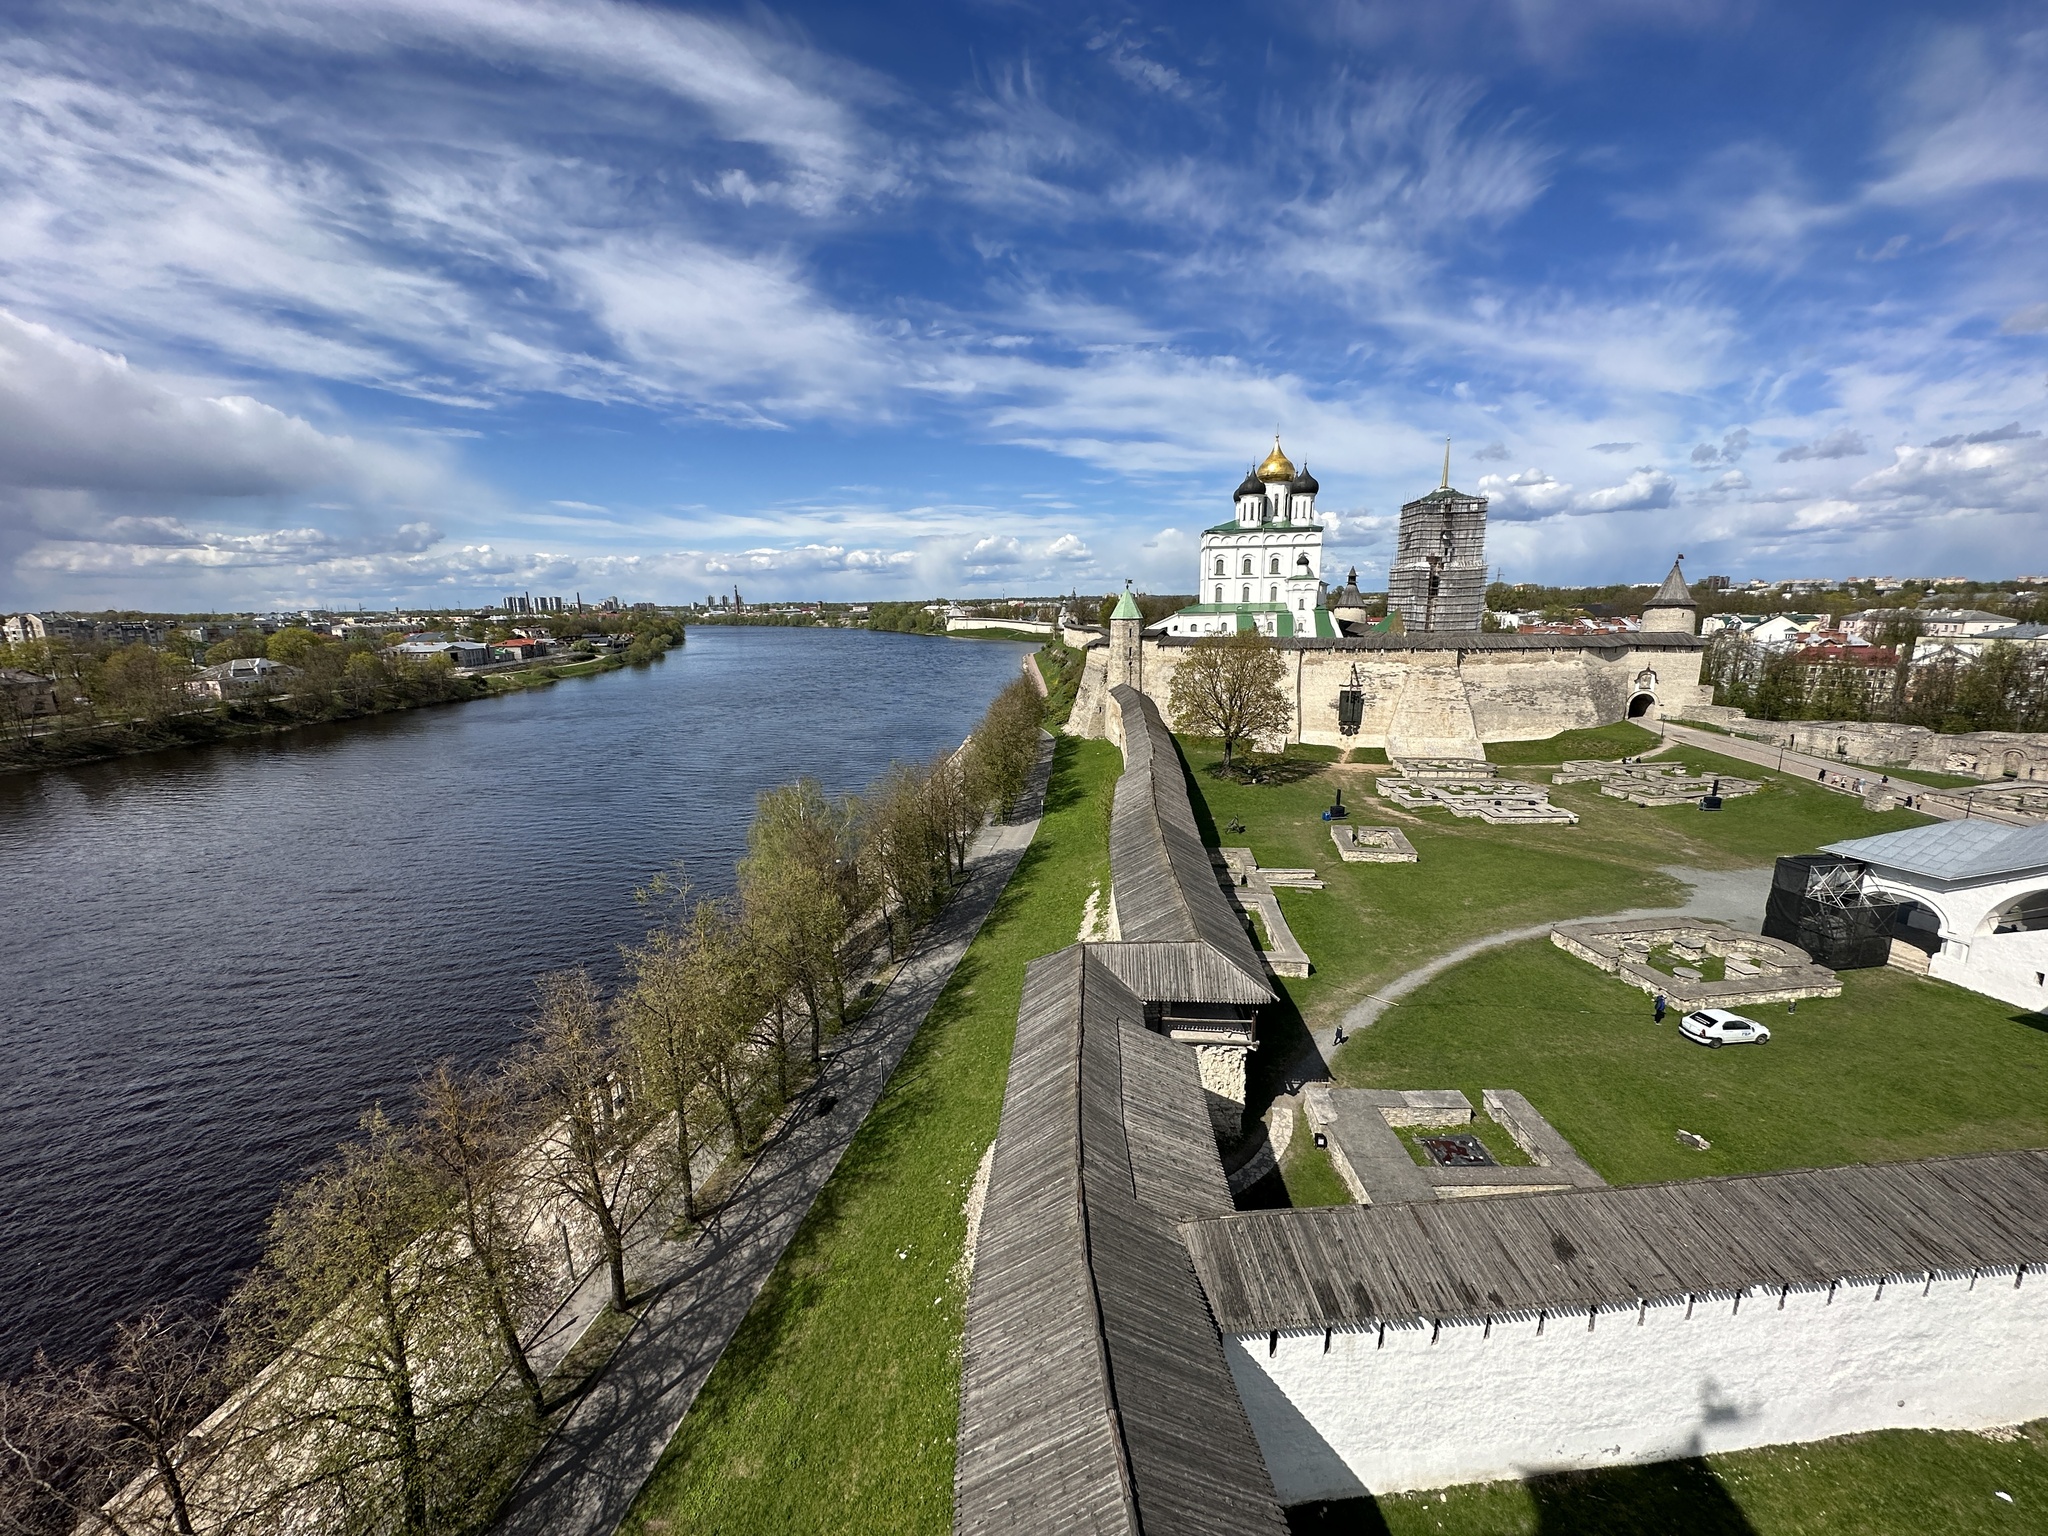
top-left (1678, 1008), bottom-right (1771, 1048)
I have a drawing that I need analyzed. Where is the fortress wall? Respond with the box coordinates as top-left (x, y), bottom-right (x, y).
top-left (1066, 634), bottom-right (1710, 749)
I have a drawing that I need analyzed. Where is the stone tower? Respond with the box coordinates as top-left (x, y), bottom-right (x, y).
top-left (1641, 557), bottom-right (1697, 634)
top-left (1388, 442), bottom-right (1488, 633)
top-left (1109, 582), bottom-right (1143, 691)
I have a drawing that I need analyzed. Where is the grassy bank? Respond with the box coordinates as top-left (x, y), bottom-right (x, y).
top-left (623, 737), bottom-right (1119, 1535)
top-left (1296, 1420), bottom-right (2048, 1535)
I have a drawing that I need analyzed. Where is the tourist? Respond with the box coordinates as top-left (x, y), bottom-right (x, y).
top-left (1653, 992), bottom-right (1667, 1023)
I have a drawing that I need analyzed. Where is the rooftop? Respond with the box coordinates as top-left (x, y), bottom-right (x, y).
top-left (1182, 1149), bottom-right (2048, 1333)
top-left (1823, 820), bottom-right (2048, 882)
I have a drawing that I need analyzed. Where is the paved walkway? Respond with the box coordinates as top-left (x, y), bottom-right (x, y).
top-left (492, 734), bottom-right (1055, 1536)
top-left (1656, 720), bottom-right (1958, 807)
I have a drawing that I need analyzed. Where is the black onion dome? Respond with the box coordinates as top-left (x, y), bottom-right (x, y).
top-left (1234, 467), bottom-right (1264, 499)
top-left (1290, 461), bottom-right (1319, 495)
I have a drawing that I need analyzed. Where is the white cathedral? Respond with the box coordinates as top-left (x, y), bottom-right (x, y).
top-left (1160, 437), bottom-right (1339, 639)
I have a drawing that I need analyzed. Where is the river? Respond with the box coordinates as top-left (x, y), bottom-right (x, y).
top-left (0, 626), bottom-right (1035, 1373)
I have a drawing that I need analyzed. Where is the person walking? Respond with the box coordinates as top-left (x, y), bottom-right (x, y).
top-left (1653, 992), bottom-right (1668, 1023)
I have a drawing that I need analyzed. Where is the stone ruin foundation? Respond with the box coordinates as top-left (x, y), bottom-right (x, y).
top-left (1551, 917), bottom-right (1841, 1007)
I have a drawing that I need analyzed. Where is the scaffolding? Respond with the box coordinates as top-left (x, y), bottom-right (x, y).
top-left (1761, 854), bottom-right (1899, 970)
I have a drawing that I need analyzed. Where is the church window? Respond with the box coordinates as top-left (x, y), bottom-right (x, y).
top-left (1241, 557), bottom-right (1253, 577)
top-left (1241, 585), bottom-right (1251, 603)
top-left (1269, 585), bottom-right (1278, 602)
top-left (1214, 585), bottom-right (1223, 603)
top-left (1269, 556), bottom-right (1280, 575)
top-left (1214, 557), bottom-right (1225, 577)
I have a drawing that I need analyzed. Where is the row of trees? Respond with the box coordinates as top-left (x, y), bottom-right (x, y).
top-left (0, 617), bottom-right (688, 746)
top-left (0, 675), bottom-right (1045, 1536)
top-left (1706, 635), bottom-right (2048, 733)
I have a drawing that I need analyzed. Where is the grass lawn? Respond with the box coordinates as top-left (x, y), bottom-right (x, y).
top-left (1485, 721), bottom-right (1661, 763)
top-left (621, 737), bottom-right (1117, 1536)
top-left (1279, 1109), bottom-right (1354, 1207)
top-left (1292, 1421), bottom-right (2048, 1535)
top-left (1331, 939), bottom-right (2048, 1184)
top-left (1171, 734), bottom-right (1930, 1108)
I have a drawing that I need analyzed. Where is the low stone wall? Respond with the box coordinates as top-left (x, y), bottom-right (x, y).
top-left (1552, 918), bottom-right (1841, 1006)
top-left (1723, 717), bottom-right (2048, 784)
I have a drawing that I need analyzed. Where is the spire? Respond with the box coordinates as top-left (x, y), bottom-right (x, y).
top-left (1110, 578), bottom-right (1142, 622)
top-left (1441, 438), bottom-right (1451, 489)
top-left (1645, 555), bottom-right (1695, 608)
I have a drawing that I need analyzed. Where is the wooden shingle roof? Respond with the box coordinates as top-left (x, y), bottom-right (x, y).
top-left (1107, 686), bottom-right (1271, 1004)
top-left (1183, 1149), bottom-right (2048, 1334)
top-left (955, 946), bottom-right (1287, 1536)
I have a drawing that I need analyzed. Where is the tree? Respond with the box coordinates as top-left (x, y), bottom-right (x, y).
top-left (90, 644), bottom-right (189, 723)
top-left (265, 628), bottom-right (327, 668)
top-left (515, 971), bottom-right (643, 1314)
top-left (738, 780), bottom-right (861, 1061)
top-left (1166, 628), bottom-right (1291, 770)
top-left (230, 1109), bottom-right (515, 1536)
top-left (858, 762), bottom-right (950, 952)
top-left (0, 1307), bottom-right (226, 1536)
top-left (620, 903), bottom-right (763, 1223)
top-left (414, 1065), bottom-right (549, 1420)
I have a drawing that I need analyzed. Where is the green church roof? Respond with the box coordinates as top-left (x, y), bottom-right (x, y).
top-left (1111, 587), bottom-right (1143, 621)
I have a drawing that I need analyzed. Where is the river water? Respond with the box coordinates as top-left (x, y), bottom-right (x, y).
top-left (0, 626), bottom-right (1034, 1373)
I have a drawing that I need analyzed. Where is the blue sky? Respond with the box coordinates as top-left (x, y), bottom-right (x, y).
top-left (1, 0), bottom-right (2044, 610)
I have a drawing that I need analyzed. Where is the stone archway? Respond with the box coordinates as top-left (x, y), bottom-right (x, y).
top-left (1627, 692), bottom-right (1657, 719)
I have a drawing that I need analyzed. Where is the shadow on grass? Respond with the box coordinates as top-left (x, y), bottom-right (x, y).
top-left (1244, 981), bottom-right (1326, 1123)
top-left (2015, 1011), bottom-right (2048, 1036)
top-left (1287, 1459), bottom-right (1759, 1535)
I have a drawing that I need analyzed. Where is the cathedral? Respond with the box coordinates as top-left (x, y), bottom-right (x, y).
top-left (1160, 438), bottom-right (1339, 639)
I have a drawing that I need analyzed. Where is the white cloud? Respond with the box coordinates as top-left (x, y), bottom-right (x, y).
top-left (1581, 468), bottom-right (1675, 513)
top-left (1868, 24), bottom-right (2048, 205)
top-left (1476, 467), bottom-right (1572, 519)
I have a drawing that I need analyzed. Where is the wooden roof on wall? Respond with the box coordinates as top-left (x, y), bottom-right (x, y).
top-left (955, 946), bottom-right (1287, 1536)
top-left (1107, 685), bottom-right (1271, 1005)
top-left (1182, 1149), bottom-right (2048, 1334)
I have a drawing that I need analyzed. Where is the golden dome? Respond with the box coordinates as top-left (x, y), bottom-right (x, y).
top-left (1257, 436), bottom-right (1295, 481)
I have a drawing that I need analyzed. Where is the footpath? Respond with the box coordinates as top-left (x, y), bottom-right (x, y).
top-left (1657, 720), bottom-right (1964, 808)
top-left (491, 732), bottom-right (1055, 1536)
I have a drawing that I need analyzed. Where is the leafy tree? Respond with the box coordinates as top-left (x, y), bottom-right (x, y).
top-left (265, 628), bottom-right (327, 668)
top-left (414, 1065), bottom-right (549, 1420)
top-left (739, 785), bottom-right (855, 1064)
top-left (515, 971), bottom-right (643, 1314)
top-left (1166, 629), bottom-right (1291, 770)
top-left (205, 632), bottom-right (271, 665)
top-left (90, 644), bottom-right (190, 722)
top-left (231, 1109), bottom-right (515, 1536)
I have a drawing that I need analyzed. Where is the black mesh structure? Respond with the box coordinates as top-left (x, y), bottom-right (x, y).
top-left (1762, 854), bottom-right (1900, 970)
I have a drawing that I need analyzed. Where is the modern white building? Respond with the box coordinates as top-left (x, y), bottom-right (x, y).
top-left (1826, 821), bottom-right (2048, 1010)
top-left (1160, 439), bottom-right (1338, 640)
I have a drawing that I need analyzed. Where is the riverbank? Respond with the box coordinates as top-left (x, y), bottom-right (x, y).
top-left (0, 647), bottom-right (663, 777)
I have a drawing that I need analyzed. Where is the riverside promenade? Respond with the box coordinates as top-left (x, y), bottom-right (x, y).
top-left (492, 732), bottom-right (1056, 1536)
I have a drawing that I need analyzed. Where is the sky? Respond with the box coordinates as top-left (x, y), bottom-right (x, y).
top-left (1, 0), bottom-right (2045, 612)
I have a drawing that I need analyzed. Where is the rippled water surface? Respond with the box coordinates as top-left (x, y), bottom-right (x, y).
top-left (0, 626), bottom-right (1033, 1372)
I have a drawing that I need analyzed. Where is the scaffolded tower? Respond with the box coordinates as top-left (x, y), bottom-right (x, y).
top-left (1388, 441), bottom-right (1489, 633)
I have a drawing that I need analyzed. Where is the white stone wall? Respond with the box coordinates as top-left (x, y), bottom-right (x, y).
top-left (1861, 868), bottom-right (2048, 1011)
top-left (1224, 1269), bottom-right (2048, 1503)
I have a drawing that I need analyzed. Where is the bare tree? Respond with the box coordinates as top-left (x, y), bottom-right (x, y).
top-left (515, 971), bottom-right (644, 1314)
top-left (414, 1064), bottom-right (550, 1419)
top-left (1166, 629), bottom-right (1292, 771)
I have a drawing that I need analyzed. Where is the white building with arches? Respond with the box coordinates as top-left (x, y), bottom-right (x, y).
top-left (1162, 438), bottom-right (1339, 639)
top-left (1826, 821), bottom-right (2048, 1011)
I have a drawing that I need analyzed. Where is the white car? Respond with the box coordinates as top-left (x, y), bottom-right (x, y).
top-left (1678, 1008), bottom-right (1771, 1048)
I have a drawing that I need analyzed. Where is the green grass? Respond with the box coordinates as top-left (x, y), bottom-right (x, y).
top-left (1346, 745), bottom-right (1391, 764)
top-left (1484, 721), bottom-right (1661, 763)
top-left (621, 737), bottom-right (1118, 1536)
top-left (1889, 769), bottom-right (1992, 789)
top-left (1291, 1420), bottom-right (2048, 1534)
top-left (1167, 734), bottom-right (1931, 1109)
top-left (1279, 1110), bottom-right (1355, 1207)
top-left (1331, 940), bottom-right (2048, 1184)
